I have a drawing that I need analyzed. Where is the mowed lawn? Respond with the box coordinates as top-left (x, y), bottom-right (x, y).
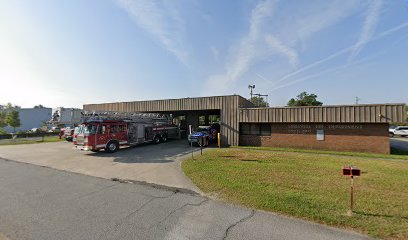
top-left (0, 136), bottom-right (62, 145)
top-left (182, 148), bottom-right (408, 239)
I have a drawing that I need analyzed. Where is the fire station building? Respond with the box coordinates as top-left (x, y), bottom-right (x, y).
top-left (83, 95), bottom-right (406, 154)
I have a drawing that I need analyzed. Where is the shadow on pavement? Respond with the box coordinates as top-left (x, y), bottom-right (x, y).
top-left (85, 139), bottom-right (198, 164)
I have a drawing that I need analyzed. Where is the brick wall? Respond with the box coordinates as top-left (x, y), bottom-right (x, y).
top-left (239, 123), bottom-right (390, 154)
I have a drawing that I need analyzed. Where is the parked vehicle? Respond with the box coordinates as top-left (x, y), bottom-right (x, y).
top-left (389, 126), bottom-right (408, 137)
top-left (28, 128), bottom-right (39, 133)
top-left (188, 125), bottom-right (218, 147)
top-left (73, 112), bottom-right (179, 153)
top-left (48, 126), bottom-right (61, 133)
top-left (63, 127), bottom-right (75, 141)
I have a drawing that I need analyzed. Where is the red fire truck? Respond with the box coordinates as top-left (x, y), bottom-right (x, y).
top-left (73, 112), bottom-right (179, 153)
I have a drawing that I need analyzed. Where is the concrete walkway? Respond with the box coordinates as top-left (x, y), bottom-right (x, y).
top-left (0, 158), bottom-right (370, 240)
top-left (0, 140), bottom-right (201, 193)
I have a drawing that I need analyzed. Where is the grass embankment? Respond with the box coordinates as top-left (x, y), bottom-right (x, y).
top-left (0, 136), bottom-right (63, 145)
top-left (182, 148), bottom-right (408, 239)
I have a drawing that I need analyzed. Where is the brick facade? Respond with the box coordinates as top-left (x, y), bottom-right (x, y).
top-left (239, 123), bottom-right (390, 154)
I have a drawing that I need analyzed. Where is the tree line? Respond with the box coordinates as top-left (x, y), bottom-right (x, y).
top-left (249, 91), bottom-right (322, 107)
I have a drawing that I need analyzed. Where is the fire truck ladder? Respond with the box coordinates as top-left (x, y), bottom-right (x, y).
top-left (81, 111), bottom-right (171, 124)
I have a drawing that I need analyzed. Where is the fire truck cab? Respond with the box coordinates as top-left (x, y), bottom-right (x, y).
top-left (73, 112), bottom-right (178, 153)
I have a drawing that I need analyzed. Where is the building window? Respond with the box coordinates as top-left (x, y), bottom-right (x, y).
top-left (209, 115), bottom-right (220, 124)
top-left (199, 115), bottom-right (206, 125)
top-left (260, 124), bottom-right (271, 136)
top-left (240, 123), bottom-right (271, 136)
top-left (240, 123), bottom-right (251, 135)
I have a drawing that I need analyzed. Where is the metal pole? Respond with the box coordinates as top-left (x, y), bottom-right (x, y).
top-left (200, 137), bottom-right (203, 156)
top-left (351, 176), bottom-right (354, 212)
top-left (348, 176), bottom-right (354, 216)
top-left (189, 125), bottom-right (194, 160)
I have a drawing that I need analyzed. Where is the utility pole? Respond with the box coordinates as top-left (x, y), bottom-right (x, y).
top-left (355, 97), bottom-right (361, 105)
top-left (248, 85), bottom-right (255, 100)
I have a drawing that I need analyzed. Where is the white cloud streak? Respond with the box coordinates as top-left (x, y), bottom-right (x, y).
top-left (206, 0), bottom-right (365, 95)
top-left (265, 34), bottom-right (299, 67)
top-left (116, 0), bottom-right (188, 64)
top-left (350, 0), bottom-right (383, 59)
top-left (271, 46), bottom-right (351, 88)
top-left (206, 0), bottom-right (278, 93)
top-left (227, 0), bottom-right (277, 82)
top-left (266, 21), bottom-right (408, 93)
top-left (263, 22), bottom-right (408, 91)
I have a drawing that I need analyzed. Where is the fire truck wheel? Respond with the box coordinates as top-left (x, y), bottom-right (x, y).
top-left (160, 134), bottom-right (168, 143)
top-left (106, 141), bottom-right (119, 153)
top-left (154, 135), bottom-right (161, 144)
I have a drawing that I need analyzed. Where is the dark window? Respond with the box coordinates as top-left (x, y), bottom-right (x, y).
top-left (240, 123), bottom-right (271, 136)
top-left (260, 124), bottom-right (271, 136)
top-left (119, 125), bottom-right (127, 132)
top-left (250, 124), bottom-right (260, 134)
top-left (110, 125), bottom-right (118, 133)
top-left (97, 125), bottom-right (106, 134)
top-left (240, 123), bottom-right (251, 135)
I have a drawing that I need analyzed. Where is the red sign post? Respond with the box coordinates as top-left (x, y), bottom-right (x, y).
top-left (342, 166), bottom-right (361, 216)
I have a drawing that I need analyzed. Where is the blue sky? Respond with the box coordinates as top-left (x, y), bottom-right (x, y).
top-left (0, 0), bottom-right (407, 108)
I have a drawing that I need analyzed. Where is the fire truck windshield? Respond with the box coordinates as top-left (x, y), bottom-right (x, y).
top-left (76, 124), bottom-right (97, 135)
top-left (84, 125), bottom-right (97, 135)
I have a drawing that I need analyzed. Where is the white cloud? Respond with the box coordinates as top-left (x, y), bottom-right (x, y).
top-left (205, 0), bottom-right (278, 94)
top-left (205, 0), bottom-right (365, 95)
top-left (350, 0), bottom-right (383, 59)
top-left (116, 0), bottom-right (189, 64)
top-left (227, 0), bottom-right (277, 81)
top-left (290, 0), bottom-right (364, 43)
top-left (265, 34), bottom-right (299, 67)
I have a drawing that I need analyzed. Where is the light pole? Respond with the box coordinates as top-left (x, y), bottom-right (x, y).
top-left (248, 85), bottom-right (255, 100)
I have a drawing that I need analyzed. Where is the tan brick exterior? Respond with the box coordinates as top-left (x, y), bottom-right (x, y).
top-left (239, 123), bottom-right (390, 154)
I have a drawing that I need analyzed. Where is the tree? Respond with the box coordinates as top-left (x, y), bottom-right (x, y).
top-left (0, 111), bottom-right (7, 129)
top-left (249, 96), bottom-right (269, 107)
top-left (34, 104), bottom-right (45, 108)
top-left (4, 103), bottom-right (20, 110)
top-left (287, 92), bottom-right (322, 107)
top-left (5, 110), bottom-right (21, 133)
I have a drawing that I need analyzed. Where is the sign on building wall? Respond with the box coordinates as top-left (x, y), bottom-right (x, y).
top-left (316, 129), bottom-right (324, 141)
top-left (283, 124), bottom-right (364, 135)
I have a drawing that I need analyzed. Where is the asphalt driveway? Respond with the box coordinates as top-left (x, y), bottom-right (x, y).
top-left (0, 158), bottom-right (370, 240)
top-left (0, 140), bottom-right (201, 193)
top-left (390, 137), bottom-right (408, 151)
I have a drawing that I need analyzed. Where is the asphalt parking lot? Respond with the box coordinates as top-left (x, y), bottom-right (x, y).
top-left (0, 140), bottom-right (202, 193)
top-left (390, 137), bottom-right (408, 151)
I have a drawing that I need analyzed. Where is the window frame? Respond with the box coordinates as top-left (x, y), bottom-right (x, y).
top-left (240, 123), bottom-right (271, 136)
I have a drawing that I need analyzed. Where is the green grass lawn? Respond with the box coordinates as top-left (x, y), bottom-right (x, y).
top-left (233, 146), bottom-right (408, 160)
top-left (0, 136), bottom-right (63, 145)
top-left (182, 148), bottom-right (408, 239)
